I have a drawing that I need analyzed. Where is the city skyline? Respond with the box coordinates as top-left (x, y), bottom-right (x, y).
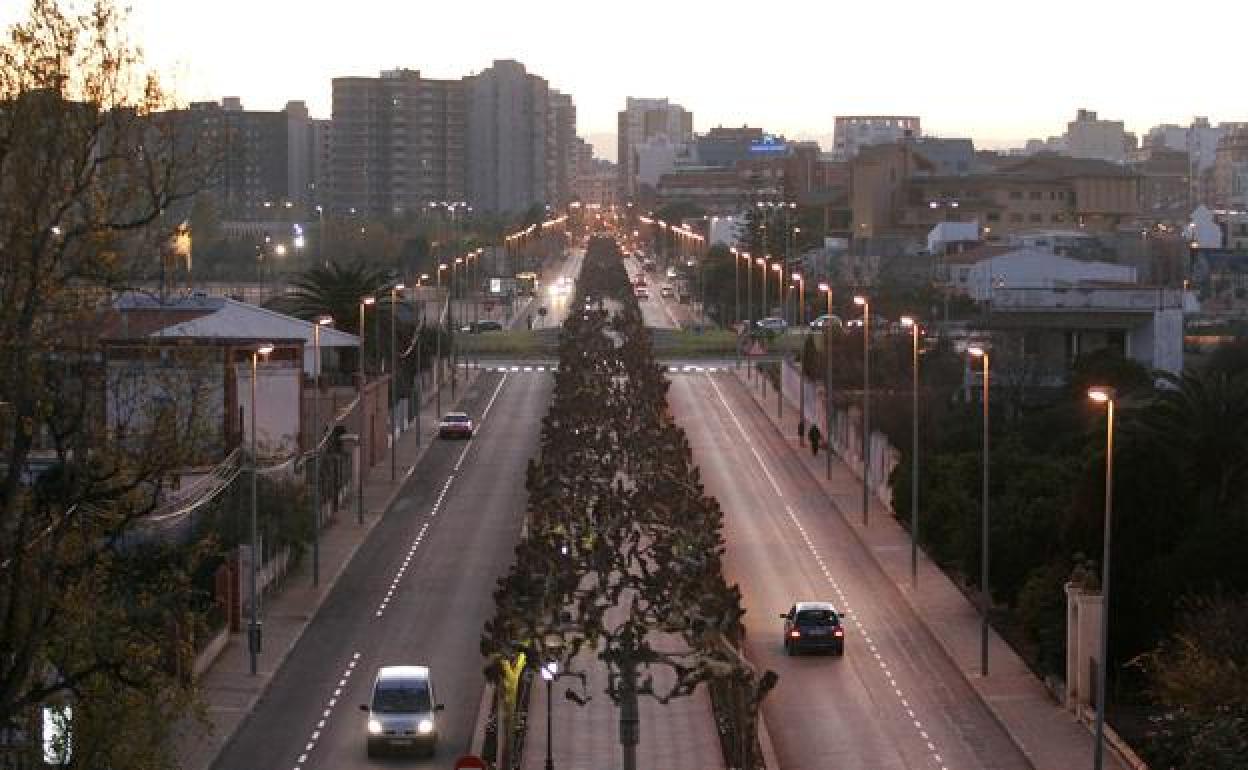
top-left (4, 0), bottom-right (1247, 160)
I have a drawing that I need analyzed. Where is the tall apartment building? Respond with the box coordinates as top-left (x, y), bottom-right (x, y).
top-left (832, 116), bottom-right (920, 160)
top-left (309, 118), bottom-right (331, 211)
top-left (329, 68), bottom-right (465, 218)
top-left (617, 97), bottom-right (693, 200)
top-left (549, 90), bottom-right (578, 207)
top-left (165, 98), bottom-right (315, 220)
top-left (465, 60), bottom-right (551, 215)
top-left (1064, 109), bottom-right (1132, 163)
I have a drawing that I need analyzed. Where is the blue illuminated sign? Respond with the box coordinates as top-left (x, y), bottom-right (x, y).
top-left (749, 134), bottom-right (788, 154)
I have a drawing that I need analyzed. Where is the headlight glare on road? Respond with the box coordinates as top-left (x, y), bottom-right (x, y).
top-left (417, 719), bottom-right (434, 735)
top-left (368, 719), bottom-right (383, 734)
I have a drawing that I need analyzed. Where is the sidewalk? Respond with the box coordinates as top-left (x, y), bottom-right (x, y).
top-left (733, 363), bottom-right (1135, 770)
top-left (175, 366), bottom-right (480, 770)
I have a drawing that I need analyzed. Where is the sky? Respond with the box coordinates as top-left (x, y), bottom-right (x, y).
top-left (5, 0), bottom-right (1248, 161)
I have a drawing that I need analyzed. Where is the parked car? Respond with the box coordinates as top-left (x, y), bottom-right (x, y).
top-left (781, 601), bottom-right (845, 656)
top-left (460, 319), bottom-right (504, 333)
top-left (361, 665), bottom-right (445, 757)
top-left (755, 317), bottom-right (789, 333)
top-left (438, 412), bottom-right (474, 439)
top-left (809, 314), bottom-right (843, 331)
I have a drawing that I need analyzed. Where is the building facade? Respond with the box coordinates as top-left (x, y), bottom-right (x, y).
top-left (465, 59), bottom-right (551, 215)
top-left (330, 69), bottom-right (466, 218)
top-left (617, 97), bottom-right (693, 200)
top-left (832, 115), bottom-right (920, 160)
top-left (1064, 109), bottom-right (1132, 164)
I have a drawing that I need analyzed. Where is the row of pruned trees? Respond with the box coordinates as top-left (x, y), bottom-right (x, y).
top-left (481, 235), bottom-right (775, 769)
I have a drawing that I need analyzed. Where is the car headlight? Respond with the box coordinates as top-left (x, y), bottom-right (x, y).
top-left (417, 719), bottom-right (434, 735)
top-left (368, 719), bottom-right (383, 734)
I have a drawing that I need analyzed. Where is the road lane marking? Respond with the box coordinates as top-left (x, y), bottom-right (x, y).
top-left (705, 373), bottom-right (950, 770)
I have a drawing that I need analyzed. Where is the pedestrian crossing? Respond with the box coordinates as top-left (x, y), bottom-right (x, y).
top-left (462, 362), bottom-right (734, 375)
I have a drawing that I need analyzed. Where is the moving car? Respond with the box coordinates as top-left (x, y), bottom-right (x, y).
top-left (438, 412), bottom-right (474, 439)
top-left (809, 314), bottom-right (843, 331)
top-left (755, 316), bottom-right (788, 333)
top-left (781, 601), bottom-right (845, 656)
top-left (361, 665), bottom-right (444, 758)
top-left (460, 319), bottom-right (504, 333)
top-left (634, 285), bottom-right (649, 299)
top-left (660, 285), bottom-right (674, 298)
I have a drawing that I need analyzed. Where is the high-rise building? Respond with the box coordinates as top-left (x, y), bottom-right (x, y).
top-left (617, 97), bottom-right (693, 200)
top-left (1215, 126), bottom-right (1248, 210)
top-left (832, 116), bottom-right (920, 160)
top-left (330, 68), bottom-right (466, 218)
top-left (465, 60), bottom-right (551, 215)
top-left (165, 98), bottom-right (310, 220)
top-left (549, 90), bottom-right (578, 207)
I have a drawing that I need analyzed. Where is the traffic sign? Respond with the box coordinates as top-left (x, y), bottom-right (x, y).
top-left (454, 756), bottom-right (487, 770)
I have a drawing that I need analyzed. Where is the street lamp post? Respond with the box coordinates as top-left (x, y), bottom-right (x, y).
top-left (732, 248), bottom-right (741, 328)
top-left (820, 282), bottom-right (833, 480)
top-left (390, 283), bottom-right (404, 482)
top-left (771, 262), bottom-right (783, 324)
top-left (757, 258), bottom-right (768, 320)
top-left (312, 317), bottom-right (332, 587)
top-left (1088, 386), bottom-right (1117, 770)
top-left (901, 316), bottom-right (920, 587)
top-left (854, 295), bottom-right (871, 527)
top-left (968, 344), bottom-right (991, 677)
top-left (357, 297), bottom-right (375, 528)
top-left (248, 343), bottom-right (274, 676)
top-left (452, 256), bottom-right (464, 398)
top-left (436, 264), bottom-right (448, 417)
top-left (792, 272), bottom-right (805, 328)
top-left (541, 660), bottom-right (559, 770)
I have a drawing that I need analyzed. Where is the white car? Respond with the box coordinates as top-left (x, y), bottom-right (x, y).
top-left (755, 317), bottom-right (788, 333)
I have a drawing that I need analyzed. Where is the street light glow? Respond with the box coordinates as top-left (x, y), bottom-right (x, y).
top-left (818, 282), bottom-right (830, 292)
top-left (900, 316), bottom-right (916, 327)
top-left (853, 295), bottom-right (867, 306)
top-left (968, 345), bottom-right (986, 358)
top-left (1088, 386), bottom-right (1116, 403)
top-left (317, 316), bottom-right (333, 326)
top-left (361, 296), bottom-right (376, 306)
top-left (256, 344), bottom-right (274, 356)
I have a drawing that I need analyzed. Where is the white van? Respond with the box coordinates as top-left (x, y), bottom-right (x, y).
top-left (360, 665), bottom-right (444, 758)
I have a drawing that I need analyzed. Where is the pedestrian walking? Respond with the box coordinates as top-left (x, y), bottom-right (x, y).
top-left (808, 423), bottom-right (821, 457)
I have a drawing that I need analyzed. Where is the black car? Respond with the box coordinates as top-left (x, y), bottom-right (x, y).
top-left (781, 601), bottom-right (845, 655)
top-left (461, 319), bottom-right (504, 333)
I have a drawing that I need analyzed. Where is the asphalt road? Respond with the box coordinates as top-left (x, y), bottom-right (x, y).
top-left (212, 370), bottom-right (553, 770)
top-left (668, 373), bottom-right (1031, 770)
top-left (624, 256), bottom-right (682, 329)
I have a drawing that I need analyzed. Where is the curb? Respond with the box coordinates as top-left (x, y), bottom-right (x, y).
top-left (730, 368), bottom-right (1041, 770)
top-left (196, 371), bottom-right (483, 770)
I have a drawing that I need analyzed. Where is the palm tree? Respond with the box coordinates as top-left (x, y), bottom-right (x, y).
top-left (1133, 369), bottom-right (1248, 518)
top-left (279, 262), bottom-right (394, 333)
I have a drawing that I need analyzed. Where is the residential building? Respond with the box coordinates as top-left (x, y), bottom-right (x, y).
top-left (852, 145), bottom-right (1141, 241)
top-left (654, 168), bottom-right (749, 215)
top-left (549, 90), bottom-right (578, 207)
top-left (1064, 109), bottom-right (1132, 164)
top-left (165, 98), bottom-right (314, 221)
top-left (832, 115), bottom-right (920, 160)
top-left (465, 59), bottom-right (551, 215)
top-left (1130, 146), bottom-right (1191, 224)
top-left (576, 158), bottom-right (618, 208)
top-left (330, 68), bottom-right (466, 218)
top-left (617, 97), bottom-right (693, 200)
top-left (1214, 125), bottom-right (1248, 210)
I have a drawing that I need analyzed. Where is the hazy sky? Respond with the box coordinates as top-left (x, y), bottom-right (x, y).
top-left (6, 0), bottom-right (1247, 160)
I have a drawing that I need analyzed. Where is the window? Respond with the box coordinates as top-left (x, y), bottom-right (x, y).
top-left (1010, 213), bottom-right (1024, 223)
top-left (1009, 190), bottom-right (1023, 200)
top-left (1052, 214), bottom-right (1065, 223)
top-left (1029, 213), bottom-right (1043, 223)
top-left (986, 212), bottom-right (1001, 222)
top-left (1029, 190), bottom-right (1043, 200)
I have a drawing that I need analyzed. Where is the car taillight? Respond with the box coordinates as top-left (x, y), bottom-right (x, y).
top-left (789, 630), bottom-right (801, 638)
top-left (834, 629), bottom-right (844, 637)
